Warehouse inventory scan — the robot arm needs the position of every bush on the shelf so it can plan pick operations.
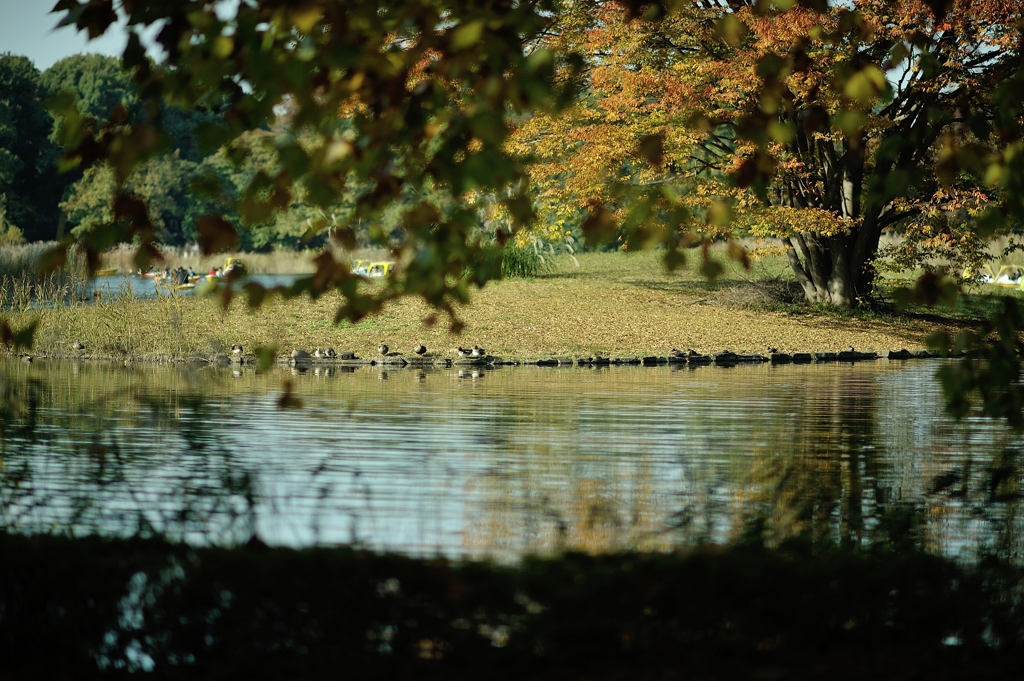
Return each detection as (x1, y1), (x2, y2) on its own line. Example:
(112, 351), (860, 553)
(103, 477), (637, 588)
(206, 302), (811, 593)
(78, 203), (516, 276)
(501, 243), (544, 278)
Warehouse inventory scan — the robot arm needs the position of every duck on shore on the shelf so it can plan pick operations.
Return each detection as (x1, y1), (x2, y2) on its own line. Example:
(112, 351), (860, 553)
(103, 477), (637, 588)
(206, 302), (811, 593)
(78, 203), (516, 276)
(456, 347), (471, 357)
(325, 348), (336, 358)
(378, 343), (389, 356)
(414, 343), (427, 355)
(72, 341), (85, 351)
(231, 344), (244, 356)
(470, 345), (486, 358)
(313, 348), (325, 359)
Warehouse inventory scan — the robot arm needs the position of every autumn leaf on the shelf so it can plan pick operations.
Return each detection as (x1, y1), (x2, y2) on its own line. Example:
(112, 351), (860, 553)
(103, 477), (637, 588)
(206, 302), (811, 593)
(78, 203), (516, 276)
(196, 215), (238, 255)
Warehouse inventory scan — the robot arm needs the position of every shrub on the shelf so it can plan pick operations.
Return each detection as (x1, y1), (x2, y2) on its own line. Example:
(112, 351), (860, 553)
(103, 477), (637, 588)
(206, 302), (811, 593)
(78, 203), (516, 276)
(501, 243), (544, 279)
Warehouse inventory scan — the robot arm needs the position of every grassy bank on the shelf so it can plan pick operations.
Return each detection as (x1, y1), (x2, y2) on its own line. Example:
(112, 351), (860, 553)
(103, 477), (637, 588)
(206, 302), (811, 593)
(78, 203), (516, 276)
(2, 250), (960, 360)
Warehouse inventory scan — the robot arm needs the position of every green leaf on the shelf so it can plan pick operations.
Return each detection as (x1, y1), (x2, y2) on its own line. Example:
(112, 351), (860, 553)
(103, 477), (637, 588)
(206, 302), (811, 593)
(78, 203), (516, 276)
(254, 344), (278, 372)
(843, 65), (889, 104)
(194, 121), (234, 156)
(243, 282), (268, 309)
(700, 259), (724, 281)
(451, 21), (485, 51)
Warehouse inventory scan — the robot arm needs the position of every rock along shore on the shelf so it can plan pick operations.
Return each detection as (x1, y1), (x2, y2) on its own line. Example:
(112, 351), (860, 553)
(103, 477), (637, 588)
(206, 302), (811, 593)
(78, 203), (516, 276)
(13, 347), (960, 368)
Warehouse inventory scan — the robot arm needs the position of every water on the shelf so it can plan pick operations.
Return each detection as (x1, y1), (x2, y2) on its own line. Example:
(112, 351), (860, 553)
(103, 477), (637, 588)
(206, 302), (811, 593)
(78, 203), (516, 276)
(1, 359), (1022, 562)
(89, 273), (305, 300)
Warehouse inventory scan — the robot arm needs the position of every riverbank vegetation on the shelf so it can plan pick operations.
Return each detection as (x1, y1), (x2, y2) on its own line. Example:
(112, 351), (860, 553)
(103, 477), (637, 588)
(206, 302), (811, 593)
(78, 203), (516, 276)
(5, 531), (1023, 679)
(0, 250), (966, 361)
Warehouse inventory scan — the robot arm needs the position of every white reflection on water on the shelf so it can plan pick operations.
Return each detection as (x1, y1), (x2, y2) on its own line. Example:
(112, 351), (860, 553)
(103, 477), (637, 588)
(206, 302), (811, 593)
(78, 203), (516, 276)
(1, 360), (1022, 562)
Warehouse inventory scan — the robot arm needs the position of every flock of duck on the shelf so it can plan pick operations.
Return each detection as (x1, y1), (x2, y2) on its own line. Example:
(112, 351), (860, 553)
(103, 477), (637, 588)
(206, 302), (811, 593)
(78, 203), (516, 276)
(11, 342), (937, 366)
(226, 343), (491, 362)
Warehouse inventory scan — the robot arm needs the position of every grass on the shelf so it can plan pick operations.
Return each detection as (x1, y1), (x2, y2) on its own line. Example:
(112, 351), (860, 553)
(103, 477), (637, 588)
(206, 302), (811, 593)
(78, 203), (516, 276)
(1, 248), (964, 361)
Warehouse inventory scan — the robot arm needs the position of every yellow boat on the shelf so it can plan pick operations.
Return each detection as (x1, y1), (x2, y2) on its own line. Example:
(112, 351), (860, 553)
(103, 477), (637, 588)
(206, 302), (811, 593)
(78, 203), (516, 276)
(354, 261), (396, 278)
(156, 280), (196, 291)
(205, 258), (249, 282)
(95, 268), (118, 277)
(964, 264), (1024, 287)
(224, 257), (248, 276)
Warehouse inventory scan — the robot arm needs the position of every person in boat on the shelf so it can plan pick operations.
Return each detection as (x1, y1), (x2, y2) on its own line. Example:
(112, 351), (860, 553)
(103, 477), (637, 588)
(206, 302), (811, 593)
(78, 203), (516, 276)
(188, 266), (195, 277)
(177, 267), (189, 285)
(209, 266), (217, 276)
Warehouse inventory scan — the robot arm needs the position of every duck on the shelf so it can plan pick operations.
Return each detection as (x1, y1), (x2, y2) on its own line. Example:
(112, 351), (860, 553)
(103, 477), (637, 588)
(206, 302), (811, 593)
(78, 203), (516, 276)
(456, 347), (472, 357)
(414, 343), (427, 355)
(20, 354), (32, 363)
(325, 347), (337, 358)
(291, 348), (311, 360)
(471, 345), (486, 358)
(766, 346), (779, 354)
(670, 348), (686, 358)
(313, 348), (325, 359)
(378, 342), (389, 356)
(72, 341), (85, 351)
(231, 344), (244, 355)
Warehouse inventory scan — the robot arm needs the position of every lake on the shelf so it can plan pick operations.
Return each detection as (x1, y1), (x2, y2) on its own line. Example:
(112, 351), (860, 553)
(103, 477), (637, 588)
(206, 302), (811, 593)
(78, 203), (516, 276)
(1, 358), (1021, 562)
(89, 273), (305, 300)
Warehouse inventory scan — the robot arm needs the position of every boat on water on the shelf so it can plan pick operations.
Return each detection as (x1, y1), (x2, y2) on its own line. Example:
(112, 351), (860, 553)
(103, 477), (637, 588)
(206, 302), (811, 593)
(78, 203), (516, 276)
(94, 268), (118, 277)
(963, 264), (1024, 287)
(353, 260), (396, 278)
(206, 257), (249, 282)
(156, 282), (196, 291)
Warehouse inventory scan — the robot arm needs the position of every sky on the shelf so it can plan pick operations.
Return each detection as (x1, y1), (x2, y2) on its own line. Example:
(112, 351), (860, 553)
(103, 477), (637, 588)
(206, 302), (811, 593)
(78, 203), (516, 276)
(0, 0), (126, 70)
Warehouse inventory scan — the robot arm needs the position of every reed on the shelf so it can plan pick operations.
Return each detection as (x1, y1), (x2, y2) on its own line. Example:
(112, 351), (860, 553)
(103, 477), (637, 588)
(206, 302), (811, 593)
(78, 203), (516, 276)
(0, 243), (90, 311)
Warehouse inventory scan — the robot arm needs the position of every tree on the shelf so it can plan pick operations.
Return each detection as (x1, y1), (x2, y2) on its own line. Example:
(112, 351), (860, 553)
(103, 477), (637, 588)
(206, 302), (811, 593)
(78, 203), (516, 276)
(48, 0), (579, 324)
(510, 0), (1023, 307)
(0, 53), (58, 241)
(0, 194), (25, 245)
(62, 152), (197, 245)
(39, 53), (136, 125)
(41, 1), (1024, 354)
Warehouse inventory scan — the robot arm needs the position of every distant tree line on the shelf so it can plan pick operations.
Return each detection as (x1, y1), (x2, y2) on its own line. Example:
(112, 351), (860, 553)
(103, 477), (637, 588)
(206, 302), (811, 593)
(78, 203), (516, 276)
(0, 52), (398, 250)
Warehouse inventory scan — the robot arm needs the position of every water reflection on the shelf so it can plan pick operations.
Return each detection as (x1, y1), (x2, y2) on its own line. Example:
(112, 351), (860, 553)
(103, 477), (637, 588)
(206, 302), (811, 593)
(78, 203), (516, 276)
(1, 359), (1021, 562)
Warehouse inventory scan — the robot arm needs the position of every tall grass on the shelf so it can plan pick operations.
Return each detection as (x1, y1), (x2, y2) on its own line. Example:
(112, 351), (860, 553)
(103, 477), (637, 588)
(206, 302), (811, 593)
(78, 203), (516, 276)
(502, 243), (545, 278)
(0, 243), (89, 311)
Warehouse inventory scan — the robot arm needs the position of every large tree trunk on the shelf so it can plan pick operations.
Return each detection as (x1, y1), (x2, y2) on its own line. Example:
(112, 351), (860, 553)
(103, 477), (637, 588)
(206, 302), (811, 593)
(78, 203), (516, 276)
(778, 133), (882, 307)
(783, 232), (864, 307)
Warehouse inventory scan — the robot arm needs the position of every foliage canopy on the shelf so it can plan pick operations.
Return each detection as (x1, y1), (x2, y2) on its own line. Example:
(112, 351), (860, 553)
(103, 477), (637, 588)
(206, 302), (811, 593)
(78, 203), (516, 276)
(34, 0), (1024, 424)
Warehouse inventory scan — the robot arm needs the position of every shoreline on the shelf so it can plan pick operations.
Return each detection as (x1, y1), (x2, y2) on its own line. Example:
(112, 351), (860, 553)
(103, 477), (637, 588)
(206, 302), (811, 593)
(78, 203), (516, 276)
(3, 252), (963, 362)
(10, 346), (952, 368)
